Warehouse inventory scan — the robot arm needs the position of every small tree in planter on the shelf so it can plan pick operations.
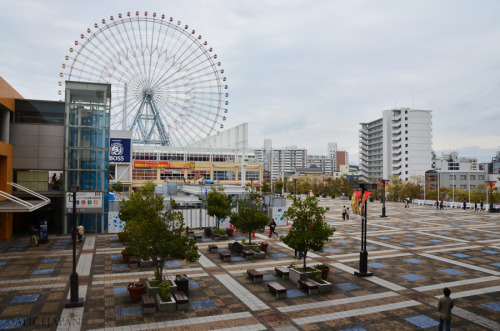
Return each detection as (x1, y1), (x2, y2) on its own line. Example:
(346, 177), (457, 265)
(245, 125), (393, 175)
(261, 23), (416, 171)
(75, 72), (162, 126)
(282, 195), (335, 270)
(230, 188), (269, 245)
(120, 182), (200, 281)
(206, 186), (232, 229)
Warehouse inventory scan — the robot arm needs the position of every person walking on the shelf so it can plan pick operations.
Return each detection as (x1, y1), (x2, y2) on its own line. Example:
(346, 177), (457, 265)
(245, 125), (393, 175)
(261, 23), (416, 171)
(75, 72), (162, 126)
(269, 219), (278, 238)
(77, 223), (85, 243)
(440, 200), (444, 210)
(438, 287), (454, 331)
(480, 201), (484, 211)
(345, 207), (350, 220)
(436, 200), (439, 209)
(342, 206), (346, 220)
(462, 200), (466, 210)
(474, 202), (478, 212)
(29, 224), (38, 247)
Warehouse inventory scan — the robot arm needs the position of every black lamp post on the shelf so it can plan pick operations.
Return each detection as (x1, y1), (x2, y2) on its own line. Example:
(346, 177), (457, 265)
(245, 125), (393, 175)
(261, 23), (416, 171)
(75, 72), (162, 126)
(294, 179), (297, 196)
(380, 179), (389, 217)
(65, 185), (84, 308)
(354, 183), (376, 277)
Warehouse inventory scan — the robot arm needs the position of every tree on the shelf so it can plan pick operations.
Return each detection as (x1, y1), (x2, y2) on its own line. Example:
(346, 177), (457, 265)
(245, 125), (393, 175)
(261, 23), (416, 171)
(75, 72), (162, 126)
(206, 186), (232, 229)
(119, 182), (200, 280)
(230, 188), (269, 244)
(282, 195), (335, 269)
(274, 180), (284, 195)
(261, 182), (271, 193)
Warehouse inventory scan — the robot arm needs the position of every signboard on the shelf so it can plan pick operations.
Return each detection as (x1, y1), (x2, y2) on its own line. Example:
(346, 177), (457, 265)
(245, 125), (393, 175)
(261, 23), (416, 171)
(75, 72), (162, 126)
(66, 192), (103, 211)
(39, 220), (48, 243)
(134, 160), (195, 169)
(109, 138), (131, 163)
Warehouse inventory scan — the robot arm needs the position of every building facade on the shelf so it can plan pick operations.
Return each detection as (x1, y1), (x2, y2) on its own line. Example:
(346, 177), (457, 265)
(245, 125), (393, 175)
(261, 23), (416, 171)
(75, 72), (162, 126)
(254, 141), (307, 181)
(360, 108), (432, 182)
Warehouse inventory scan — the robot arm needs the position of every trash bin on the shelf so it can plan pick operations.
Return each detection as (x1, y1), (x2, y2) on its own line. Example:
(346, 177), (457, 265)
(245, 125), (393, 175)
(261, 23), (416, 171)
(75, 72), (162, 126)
(175, 274), (189, 295)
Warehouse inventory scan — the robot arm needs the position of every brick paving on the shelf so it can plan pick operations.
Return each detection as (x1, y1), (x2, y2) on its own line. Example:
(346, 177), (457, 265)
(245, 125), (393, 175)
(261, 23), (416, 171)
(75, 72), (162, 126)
(0, 199), (499, 330)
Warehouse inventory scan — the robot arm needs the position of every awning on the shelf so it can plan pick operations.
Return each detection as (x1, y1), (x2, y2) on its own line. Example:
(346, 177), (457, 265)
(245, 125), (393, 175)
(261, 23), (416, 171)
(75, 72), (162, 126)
(0, 182), (51, 212)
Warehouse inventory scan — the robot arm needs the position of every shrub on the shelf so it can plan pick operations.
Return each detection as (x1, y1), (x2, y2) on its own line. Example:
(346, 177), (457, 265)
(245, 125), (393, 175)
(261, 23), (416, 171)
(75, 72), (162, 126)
(160, 281), (171, 301)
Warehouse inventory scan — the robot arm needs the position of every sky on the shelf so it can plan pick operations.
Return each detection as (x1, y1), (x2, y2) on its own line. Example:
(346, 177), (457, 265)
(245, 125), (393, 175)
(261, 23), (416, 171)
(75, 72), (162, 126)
(1, 0), (499, 164)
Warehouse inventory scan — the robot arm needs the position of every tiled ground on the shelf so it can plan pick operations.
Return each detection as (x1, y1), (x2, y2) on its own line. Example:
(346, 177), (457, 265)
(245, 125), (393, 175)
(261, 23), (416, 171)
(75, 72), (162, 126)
(0, 199), (499, 330)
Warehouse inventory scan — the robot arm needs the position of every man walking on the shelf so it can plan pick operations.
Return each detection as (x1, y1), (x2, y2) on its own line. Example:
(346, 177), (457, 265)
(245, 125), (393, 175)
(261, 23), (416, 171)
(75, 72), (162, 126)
(269, 219), (278, 238)
(438, 287), (454, 331)
(29, 224), (38, 247)
(342, 206), (346, 220)
(77, 223), (85, 243)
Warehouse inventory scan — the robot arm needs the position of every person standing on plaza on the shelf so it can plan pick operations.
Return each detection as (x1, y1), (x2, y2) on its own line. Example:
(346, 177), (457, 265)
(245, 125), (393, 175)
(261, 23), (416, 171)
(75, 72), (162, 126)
(269, 219), (278, 238)
(480, 201), (484, 211)
(438, 287), (454, 331)
(29, 224), (38, 247)
(77, 223), (85, 243)
(345, 207), (349, 220)
(474, 202), (478, 211)
(462, 200), (466, 210)
(342, 206), (346, 220)
(440, 200), (444, 210)
(436, 200), (439, 209)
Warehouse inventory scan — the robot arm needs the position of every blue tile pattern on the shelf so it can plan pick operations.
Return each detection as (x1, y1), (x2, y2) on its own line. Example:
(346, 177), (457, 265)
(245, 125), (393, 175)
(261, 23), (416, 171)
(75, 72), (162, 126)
(401, 274), (424, 281)
(429, 239), (443, 243)
(113, 288), (128, 295)
(263, 274), (278, 281)
(110, 243), (124, 247)
(52, 245), (67, 249)
(41, 258), (59, 263)
(164, 261), (180, 266)
(33, 269), (53, 275)
(402, 242), (416, 246)
(11, 294), (39, 304)
(111, 255), (122, 260)
(189, 281), (199, 288)
(405, 315), (439, 328)
(201, 238), (213, 242)
(490, 263), (500, 267)
(406, 259), (423, 264)
(231, 256), (245, 262)
(0, 318), (26, 330)
(450, 253), (470, 258)
(0, 261), (7, 266)
(325, 249), (339, 253)
(482, 302), (500, 312)
(190, 299), (216, 309)
(404, 234), (416, 237)
(341, 328), (366, 331)
(377, 236), (390, 240)
(481, 250), (499, 254)
(337, 240), (350, 243)
(56, 239), (70, 243)
(286, 289), (306, 298)
(344, 229), (356, 232)
(336, 283), (359, 291)
(441, 269), (462, 275)
(233, 236), (245, 240)
(270, 253), (287, 258)
(115, 306), (141, 317)
(368, 263), (386, 268)
(112, 264), (129, 270)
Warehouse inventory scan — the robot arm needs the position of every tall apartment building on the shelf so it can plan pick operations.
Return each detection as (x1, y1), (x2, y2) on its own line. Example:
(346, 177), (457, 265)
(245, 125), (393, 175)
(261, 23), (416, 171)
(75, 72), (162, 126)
(360, 108), (432, 182)
(254, 140), (307, 180)
(336, 151), (348, 171)
(306, 155), (335, 175)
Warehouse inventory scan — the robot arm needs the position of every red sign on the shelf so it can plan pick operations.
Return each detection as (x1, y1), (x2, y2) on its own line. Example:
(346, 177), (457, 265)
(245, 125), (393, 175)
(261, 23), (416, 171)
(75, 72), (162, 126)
(134, 160), (195, 169)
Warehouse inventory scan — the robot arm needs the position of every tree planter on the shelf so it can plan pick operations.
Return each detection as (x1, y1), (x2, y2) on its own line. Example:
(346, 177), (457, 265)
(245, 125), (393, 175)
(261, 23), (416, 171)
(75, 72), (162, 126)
(139, 257), (154, 268)
(226, 228), (234, 236)
(121, 250), (130, 263)
(316, 267), (330, 281)
(127, 283), (146, 302)
(307, 277), (332, 293)
(289, 267), (319, 283)
(146, 280), (162, 295)
(220, 234), (229, 240)
(254, 251), (266, 259)
(154, 293), (176, 311)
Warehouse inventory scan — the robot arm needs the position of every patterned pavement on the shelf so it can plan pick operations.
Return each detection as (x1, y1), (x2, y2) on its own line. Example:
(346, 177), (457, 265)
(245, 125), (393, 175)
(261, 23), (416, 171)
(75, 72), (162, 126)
(0, 199), (499, 330)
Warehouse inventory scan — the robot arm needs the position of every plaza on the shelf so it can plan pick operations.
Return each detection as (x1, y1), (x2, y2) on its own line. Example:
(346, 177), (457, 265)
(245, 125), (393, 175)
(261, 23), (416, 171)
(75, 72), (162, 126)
(0, 198), (499, 330)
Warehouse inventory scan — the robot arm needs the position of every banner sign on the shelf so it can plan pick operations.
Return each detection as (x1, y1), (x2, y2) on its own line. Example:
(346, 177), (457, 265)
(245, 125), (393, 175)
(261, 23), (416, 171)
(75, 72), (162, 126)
(66, 192), (103, 210)
(39, 220), (48, 242)
(134, 160), (195, 169)
(109, 138), (131, 163)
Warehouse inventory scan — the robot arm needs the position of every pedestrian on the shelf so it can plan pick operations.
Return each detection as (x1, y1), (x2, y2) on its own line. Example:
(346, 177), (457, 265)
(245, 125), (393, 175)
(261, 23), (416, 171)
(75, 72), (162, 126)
(474, 202), (478, 212)
(438, 287), (454, 331)
(440, 200), (444, 210)
(404, 199), (408, 208)
(345, 207), (350, 220)
(342, 206), (346, 220)
(480, 201), (484, 211)
(29, 224), (38, 247)
(269, 219), (278, 238)
(462, 200), (466, 210)
(77, 223), (85, 243)
(436, 200), (439, 209)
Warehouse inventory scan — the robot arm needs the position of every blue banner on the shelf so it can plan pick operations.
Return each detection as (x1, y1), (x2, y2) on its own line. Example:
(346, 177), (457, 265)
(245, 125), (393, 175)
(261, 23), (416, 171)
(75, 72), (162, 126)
(39, 220), (48, 242)
(109, 138), (131, 163)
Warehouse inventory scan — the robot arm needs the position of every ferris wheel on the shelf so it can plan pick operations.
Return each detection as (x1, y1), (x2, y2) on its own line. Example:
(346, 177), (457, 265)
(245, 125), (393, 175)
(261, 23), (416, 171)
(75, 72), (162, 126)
(59, 11), (228, 146)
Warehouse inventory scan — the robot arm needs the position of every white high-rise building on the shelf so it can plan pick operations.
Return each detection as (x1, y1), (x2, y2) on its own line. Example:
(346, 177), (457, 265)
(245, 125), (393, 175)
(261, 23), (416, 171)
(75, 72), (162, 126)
(254, 140), (307, 180)
(360, 108), (433, 182)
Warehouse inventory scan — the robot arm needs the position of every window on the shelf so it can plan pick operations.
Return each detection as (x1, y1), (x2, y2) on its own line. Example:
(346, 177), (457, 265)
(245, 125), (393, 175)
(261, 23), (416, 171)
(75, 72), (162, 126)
(471, 185), (476, 188)
(405, 137), (408, 140)
(405, 124), (408, 127)
(132, 169), (157, 180)
(470, 175), (475, 180)
(405, 117), (408, 120)
(449, 175), (456, 180)
(239, 171), (259, 181)
(213, 171), (235, 181)
(160, 170), (184, 180)
(405, 144), (408, 147)
(479, 175), (485, 180)
(460, 185), (466, 189)
(405, 130), (408, 134)
(460, 175), (466, 180)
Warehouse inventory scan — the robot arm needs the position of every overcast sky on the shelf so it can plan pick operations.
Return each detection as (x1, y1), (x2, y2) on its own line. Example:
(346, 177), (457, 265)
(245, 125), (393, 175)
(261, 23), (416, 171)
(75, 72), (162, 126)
(1, 0), (499, 163)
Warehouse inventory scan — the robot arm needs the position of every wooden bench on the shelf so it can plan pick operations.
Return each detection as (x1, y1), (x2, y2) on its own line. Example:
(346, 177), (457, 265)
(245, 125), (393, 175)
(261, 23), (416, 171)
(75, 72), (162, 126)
(188, 230), (195, 238)
(219, 251), (231, 262)
(298, 279), (319, 294)
(173, 291), (189, 310)
(141, 294), (156, 314)
(242, 249), (254, 260)
(212, 233), (220, 240)
(267, 282), (287, 299)
(208, 244), (218, 253)
(247, 269), (263, 283)
(128, 255), (138, 269)
(274, 267), (289, 279)
(194, 234), (203, 242)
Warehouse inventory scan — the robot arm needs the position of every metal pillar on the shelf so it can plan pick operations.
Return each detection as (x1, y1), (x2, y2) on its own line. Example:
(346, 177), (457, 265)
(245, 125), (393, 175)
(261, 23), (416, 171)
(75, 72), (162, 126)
(355, 183), (375, 277)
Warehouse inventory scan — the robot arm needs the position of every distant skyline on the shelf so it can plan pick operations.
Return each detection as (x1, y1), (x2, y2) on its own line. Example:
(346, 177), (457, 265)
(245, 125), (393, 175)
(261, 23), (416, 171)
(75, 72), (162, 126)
(1, 0), (499, 163)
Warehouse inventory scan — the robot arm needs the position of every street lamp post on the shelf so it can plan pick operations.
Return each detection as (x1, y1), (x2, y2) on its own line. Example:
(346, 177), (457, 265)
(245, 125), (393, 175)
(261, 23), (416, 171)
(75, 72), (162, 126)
(65, 185), (84, 308)
(354, 183), (376, 277)
(380, 179), (388, 218)
(294, 179), (297, 196)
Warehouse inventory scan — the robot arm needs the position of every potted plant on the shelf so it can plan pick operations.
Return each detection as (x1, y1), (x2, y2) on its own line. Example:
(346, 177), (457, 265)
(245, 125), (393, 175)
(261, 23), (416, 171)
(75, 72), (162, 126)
(127, 282), (146, 302)
(219, 228), (228, 240)
(252, 245), (265, 259)
(155, 280), (176, 311)
(121, 246), (133, 263)
(146, 270), (162, 295)
(226, 227), (234, 236)
(117, 232), (128, 242)
(315, 263), (330, 281)
(259, 241), (269, 253)
(308, 271), (333, 293)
